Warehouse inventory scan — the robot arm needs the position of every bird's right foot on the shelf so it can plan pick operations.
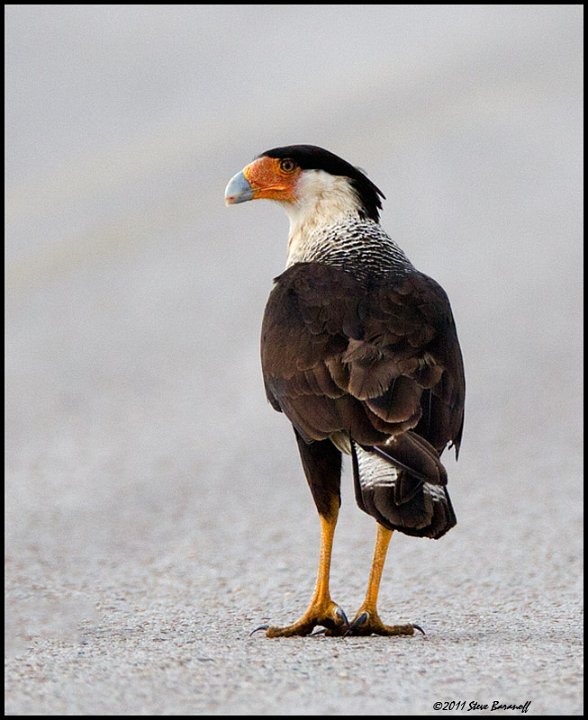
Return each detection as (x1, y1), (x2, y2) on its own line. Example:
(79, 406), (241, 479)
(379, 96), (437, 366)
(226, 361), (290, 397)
(344, 609), (424, 637)
(251, 600), (349, 637)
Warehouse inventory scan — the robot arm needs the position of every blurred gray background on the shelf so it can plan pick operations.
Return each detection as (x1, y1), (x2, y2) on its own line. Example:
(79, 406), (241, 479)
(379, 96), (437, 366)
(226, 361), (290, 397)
(5, 5), (583, 716)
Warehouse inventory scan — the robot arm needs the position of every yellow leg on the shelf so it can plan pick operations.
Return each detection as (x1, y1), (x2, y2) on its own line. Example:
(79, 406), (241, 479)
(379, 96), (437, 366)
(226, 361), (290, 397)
(264, 506), (348, 637)
(348, 524), (418, 637)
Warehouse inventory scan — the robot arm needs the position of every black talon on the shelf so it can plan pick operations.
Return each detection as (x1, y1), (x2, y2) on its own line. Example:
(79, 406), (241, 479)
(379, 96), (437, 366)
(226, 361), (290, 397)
(322, 607), (350, 636)
(350, 611), (369, 629)
(344, 611), (369, 636)
(412, 624), (426, 636)
(354, 611), (369, 627)
(250, 624), (270, 636)
(335, 606), (350, 627)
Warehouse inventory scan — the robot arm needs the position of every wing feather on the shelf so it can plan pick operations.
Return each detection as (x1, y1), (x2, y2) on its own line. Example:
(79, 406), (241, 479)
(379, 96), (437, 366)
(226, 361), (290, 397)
(261, 262), (465, 456)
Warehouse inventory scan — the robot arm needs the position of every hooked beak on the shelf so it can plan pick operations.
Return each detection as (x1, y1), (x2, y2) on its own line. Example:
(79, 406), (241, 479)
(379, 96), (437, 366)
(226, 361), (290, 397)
(224, 171), (254, 206)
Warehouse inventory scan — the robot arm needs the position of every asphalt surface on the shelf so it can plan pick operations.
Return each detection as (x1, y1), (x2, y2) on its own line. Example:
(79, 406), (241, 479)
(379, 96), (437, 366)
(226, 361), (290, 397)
(5, 6), (583, 716)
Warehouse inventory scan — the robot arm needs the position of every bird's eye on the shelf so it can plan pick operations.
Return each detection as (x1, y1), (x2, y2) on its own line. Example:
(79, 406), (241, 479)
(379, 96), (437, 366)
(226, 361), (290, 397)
(279, 158), (296, 173)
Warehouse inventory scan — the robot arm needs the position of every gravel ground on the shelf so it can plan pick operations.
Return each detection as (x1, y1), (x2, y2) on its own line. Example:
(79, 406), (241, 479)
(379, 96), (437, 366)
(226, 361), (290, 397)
(5, 6), (583, 716)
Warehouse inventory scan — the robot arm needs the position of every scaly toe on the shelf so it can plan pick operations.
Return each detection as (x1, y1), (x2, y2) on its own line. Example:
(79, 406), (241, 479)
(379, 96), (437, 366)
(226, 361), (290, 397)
(252, 601), (349, 638)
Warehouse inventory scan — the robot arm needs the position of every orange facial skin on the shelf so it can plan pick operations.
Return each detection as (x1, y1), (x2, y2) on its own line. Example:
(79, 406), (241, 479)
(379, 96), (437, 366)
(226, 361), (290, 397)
(242, 156), (302, 202)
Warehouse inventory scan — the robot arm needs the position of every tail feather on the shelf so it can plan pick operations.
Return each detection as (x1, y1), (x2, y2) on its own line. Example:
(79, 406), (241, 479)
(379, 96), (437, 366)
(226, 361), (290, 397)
(351, 435), (456, 539)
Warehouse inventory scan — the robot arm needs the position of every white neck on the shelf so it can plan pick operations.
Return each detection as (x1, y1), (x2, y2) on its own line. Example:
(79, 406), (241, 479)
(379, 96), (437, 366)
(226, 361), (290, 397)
(282, 171), (362, 267)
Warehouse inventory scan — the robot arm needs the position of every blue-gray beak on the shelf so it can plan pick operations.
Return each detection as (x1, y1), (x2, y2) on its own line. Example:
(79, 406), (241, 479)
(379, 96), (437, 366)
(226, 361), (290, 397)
(225, 171), (254, 205)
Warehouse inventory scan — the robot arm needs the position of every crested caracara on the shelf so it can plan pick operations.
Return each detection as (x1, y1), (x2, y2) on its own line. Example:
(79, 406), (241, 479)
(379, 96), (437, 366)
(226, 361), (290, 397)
(225, 145), (465, 637)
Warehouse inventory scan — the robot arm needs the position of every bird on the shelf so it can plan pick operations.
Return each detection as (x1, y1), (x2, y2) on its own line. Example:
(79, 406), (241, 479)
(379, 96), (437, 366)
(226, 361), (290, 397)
(225, 145), (465, 637)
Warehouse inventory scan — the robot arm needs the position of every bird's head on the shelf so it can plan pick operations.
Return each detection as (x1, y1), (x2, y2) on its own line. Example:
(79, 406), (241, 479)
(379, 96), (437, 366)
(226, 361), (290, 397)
(225, 145), (385, 224)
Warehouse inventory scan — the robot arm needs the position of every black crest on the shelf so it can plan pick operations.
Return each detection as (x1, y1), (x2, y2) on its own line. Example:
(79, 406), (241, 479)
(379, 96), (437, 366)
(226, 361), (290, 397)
(259, 144), (385, 222)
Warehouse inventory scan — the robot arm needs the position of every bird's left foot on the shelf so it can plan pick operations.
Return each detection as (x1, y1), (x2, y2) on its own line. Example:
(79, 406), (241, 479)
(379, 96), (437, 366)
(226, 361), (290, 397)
(345, 609), (424, 637)
(251, 600), (349, 637)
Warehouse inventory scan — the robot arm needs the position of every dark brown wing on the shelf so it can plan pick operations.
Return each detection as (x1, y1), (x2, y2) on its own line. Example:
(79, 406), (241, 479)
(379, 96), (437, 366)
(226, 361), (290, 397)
(261, 262), (465, 457)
